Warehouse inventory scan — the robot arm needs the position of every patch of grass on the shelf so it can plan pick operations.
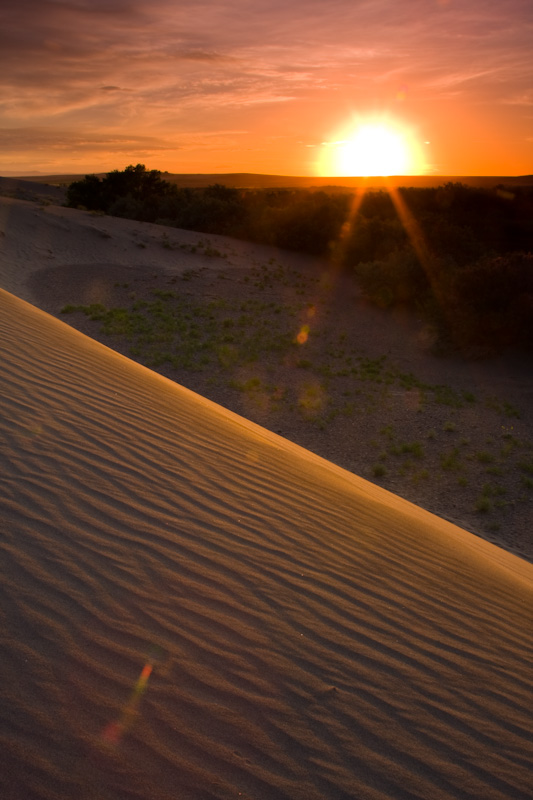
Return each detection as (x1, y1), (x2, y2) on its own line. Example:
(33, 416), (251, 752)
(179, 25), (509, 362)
(503, 401), (520, 419)
(390, 441), (424, 458)
(482, 483), (506, 498)
(433, 385), (464, 407)
(442, 420), (457, 433)
(411, 469), (429, 484)
(298, 382), (328, 418)
(399, 459), (415, 476)
(485, 465), (504, 476)
(371, 463), (387, 478)
(440, 447), (462, 472)
(203, 245), (226, 258)
(231, 376), (262, 392)
(475, 496), (492, 513)
(500, 436), (519, 457)
(151, 289), (176, 300)
(518, 458), (533, 475)
(358, 355), (387, 382)
(61, 303), (108, 320)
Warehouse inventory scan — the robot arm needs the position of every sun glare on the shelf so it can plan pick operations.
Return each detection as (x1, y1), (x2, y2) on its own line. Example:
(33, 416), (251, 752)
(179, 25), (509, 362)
(318, 118), (424, 177)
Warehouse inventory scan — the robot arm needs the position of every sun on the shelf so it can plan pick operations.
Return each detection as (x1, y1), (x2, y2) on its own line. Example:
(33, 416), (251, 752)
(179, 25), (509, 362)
(336, 125), (409, 176)
(318, 118), (424, 177)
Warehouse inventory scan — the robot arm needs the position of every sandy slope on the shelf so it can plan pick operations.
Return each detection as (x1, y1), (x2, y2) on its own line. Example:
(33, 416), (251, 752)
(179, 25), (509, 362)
(1, 288), (533, 800)
(2, 191), (532, 560)
(0, 191), (319, 308)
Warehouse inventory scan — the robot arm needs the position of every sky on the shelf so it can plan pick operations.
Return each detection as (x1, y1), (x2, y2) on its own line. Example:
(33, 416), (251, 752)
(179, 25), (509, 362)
(1, 0), (532, 176)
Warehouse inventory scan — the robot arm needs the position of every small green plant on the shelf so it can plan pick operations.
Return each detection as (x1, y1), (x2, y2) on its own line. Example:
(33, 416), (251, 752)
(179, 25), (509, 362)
(372, 463), (387, 478)
(475, 496), (492, 513)
(412, 469), (429, 484)
(503, 401), (520, 419)
(443, 420), (456, 433)
(482, 483), (506, 498)
(434, 385), (463, 407)
(500, 436), (519, 457)
(390, 441), (424, 459)
(440, 447), (462, 472)
(485, 465), (504, 476)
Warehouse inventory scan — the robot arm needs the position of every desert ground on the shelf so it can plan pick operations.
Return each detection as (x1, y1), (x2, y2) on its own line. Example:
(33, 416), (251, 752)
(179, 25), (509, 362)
(1, 179), (532, 560)
(1, 180), (533, 800)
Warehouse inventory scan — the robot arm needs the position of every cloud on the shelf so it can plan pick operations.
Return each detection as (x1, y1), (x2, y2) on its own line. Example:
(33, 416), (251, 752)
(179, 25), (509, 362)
(500, 90), (533, 107)
(2, 1), (530, 114)
(0, 127), (176, 153)
(1, 0), (532, 173)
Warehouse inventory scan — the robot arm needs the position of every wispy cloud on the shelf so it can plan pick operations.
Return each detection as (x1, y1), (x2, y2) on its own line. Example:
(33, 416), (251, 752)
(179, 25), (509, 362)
(1, 0), (531, 173)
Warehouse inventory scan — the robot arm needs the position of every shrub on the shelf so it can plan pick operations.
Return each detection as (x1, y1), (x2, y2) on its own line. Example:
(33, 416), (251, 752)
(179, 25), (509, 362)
(445, 252), (533, 350)
(353, 248), (429, 307)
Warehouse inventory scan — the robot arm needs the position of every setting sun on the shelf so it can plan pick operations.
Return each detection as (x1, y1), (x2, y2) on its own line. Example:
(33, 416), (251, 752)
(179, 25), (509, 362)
(337, 125), (409, 176)
(318, 119), (425, 177)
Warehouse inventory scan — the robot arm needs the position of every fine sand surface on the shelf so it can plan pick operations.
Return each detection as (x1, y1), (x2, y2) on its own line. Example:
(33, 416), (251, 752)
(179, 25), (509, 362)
(1, 190), (532, 560)
(2, 288), (533, 800)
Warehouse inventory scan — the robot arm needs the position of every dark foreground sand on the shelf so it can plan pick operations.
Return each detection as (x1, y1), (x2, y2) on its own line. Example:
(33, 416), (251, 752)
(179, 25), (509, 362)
(1, 288), (533, 800)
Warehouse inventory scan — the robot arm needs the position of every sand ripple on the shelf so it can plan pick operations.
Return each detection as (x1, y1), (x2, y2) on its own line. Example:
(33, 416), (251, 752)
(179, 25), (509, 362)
(1, 289), (533, 799)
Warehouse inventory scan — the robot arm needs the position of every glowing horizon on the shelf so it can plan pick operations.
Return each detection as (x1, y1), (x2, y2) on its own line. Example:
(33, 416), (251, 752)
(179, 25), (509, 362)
(1, 1), (531, 177)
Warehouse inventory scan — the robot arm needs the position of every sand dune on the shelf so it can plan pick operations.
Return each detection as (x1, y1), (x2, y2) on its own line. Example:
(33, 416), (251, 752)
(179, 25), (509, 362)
(1, 288), (533, 799)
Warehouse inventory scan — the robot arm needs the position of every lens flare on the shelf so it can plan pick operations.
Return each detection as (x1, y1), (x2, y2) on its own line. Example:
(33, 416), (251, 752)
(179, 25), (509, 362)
(102, 648), (161, 746)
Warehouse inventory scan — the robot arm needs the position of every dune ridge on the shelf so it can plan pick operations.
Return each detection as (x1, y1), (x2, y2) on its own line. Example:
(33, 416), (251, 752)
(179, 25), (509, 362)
(1, 288), (533, 799)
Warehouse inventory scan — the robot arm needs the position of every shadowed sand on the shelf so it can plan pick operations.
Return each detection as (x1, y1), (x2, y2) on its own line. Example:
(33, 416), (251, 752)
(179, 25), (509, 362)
(1, 288), (533, 800)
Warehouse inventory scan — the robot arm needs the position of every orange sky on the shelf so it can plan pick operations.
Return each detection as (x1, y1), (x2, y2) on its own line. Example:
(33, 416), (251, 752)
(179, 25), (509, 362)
(1, 0), (532, 176)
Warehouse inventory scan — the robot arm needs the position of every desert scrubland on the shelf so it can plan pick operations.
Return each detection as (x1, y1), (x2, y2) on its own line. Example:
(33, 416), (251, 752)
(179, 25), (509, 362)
(1, 176), (533, 800)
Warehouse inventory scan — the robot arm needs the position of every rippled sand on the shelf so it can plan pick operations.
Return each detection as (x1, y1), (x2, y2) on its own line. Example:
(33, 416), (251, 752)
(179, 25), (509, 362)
(1, 289), (533, 800)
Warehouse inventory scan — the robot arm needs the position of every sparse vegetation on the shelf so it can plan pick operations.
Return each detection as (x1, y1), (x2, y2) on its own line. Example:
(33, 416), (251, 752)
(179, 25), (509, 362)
(59, 222), (532, 557)
(66, 167), (533, 354)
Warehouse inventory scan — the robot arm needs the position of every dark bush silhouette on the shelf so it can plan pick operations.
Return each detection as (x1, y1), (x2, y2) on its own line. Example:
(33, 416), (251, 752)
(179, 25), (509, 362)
(66, 168), (533, 352)
(67, 164), (179, 222)
(444, 252), (533, 348)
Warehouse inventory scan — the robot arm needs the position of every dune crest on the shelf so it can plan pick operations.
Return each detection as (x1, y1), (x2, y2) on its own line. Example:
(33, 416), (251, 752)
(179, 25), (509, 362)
(1, 289), (533, 800)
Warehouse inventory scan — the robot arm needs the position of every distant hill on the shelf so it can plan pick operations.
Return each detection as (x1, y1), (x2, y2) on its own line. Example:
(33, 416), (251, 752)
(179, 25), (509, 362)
(0, 175), (68, 203)
(11, 172), (533, 190)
